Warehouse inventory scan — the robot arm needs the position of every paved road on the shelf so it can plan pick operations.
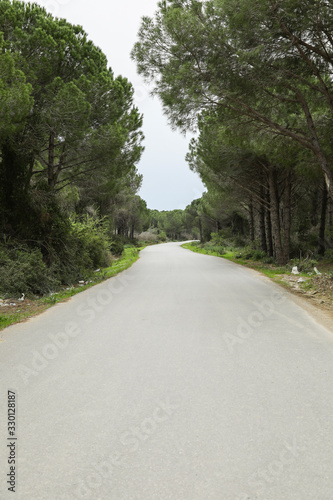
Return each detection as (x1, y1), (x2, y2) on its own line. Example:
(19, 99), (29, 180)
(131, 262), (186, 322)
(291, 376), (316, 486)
(1, 242), (333, 499)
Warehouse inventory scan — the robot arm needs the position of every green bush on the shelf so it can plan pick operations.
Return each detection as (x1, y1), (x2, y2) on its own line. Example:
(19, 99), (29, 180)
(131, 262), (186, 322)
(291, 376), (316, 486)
(235, 245), (253, 259)
(69, 215), (111, 270)
(290, 257), (318, 273)
(324, 249), (333, 261)
(210, 232), (222, 245)
(252, 250), (267, 261)
(45, 215), (112, 284)
(158, 231), (167, 242)
(262, 256), (276, 264)
(209, 230), (246, 249)
(208, 245), (225, 255)
(0, 214), (123, 296)
(0, 244), (59, 297)
(233, 236), (247, 248)
(110, 236), (124, 257)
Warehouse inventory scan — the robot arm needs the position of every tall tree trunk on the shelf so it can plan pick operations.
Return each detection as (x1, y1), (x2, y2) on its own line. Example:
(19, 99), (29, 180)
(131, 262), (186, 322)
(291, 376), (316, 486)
(259, 205), (267, 253)
(329, 199), (333, 249)
(265, 187), (273, 257)
(282, 169), (292, 262)
(259, 181), (267, 253)
(0, 140), (30, 233)
(311, 187), (319, 226)
(318, 181), (328, 256)
(48, 132), (55, 189)
(317, 153), (333, 203)
(297, 90), (333, 201)
(269, 166), (285, 265)
(249, 197), (255, 243)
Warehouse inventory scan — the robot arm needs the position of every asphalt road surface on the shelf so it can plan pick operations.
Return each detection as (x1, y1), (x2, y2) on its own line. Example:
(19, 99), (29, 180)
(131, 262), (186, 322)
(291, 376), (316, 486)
(1, 242), (333, 500)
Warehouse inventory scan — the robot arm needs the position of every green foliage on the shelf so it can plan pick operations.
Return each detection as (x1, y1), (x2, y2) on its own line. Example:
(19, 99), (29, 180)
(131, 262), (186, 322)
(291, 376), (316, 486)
(235, 247), (254, 260)
(252, 250), (268, 261)
(157, 209), (185, 240)
(207, 244), (225, 255)
(0, 246), (144, 331)
(133, 0), (333, 190)
(133, 0), (333, 266)
(210, 229), (247, 249)
(0, 0), (144, 242)
(0, 244), (59, 297)
(0, 214), (116, 297)
(158, 230), (167, 242)
(145, 209), (189, 241)
(112, 193), (149, 238)
(110, 236), (125, 257)
(210, 232), (223, 245)
(0, 49), (33, 139)
(69, 215), (111, 270)
(290, 257), (319, 273)
(0, 1), (147, 297)
(324, 249), (333, 262)
(262, 256), (276, 265)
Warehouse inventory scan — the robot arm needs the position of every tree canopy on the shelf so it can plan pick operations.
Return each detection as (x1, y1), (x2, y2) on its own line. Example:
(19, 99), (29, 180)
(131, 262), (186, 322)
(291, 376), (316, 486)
(0, 1), (146, 291)
(0, 0), (144, 238)
(132, 0), (333, 199)
(132, 0), (333, 263)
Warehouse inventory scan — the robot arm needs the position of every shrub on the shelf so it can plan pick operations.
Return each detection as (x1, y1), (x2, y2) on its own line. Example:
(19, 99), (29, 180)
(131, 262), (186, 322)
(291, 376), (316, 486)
(110, 236), (124, 257)
(69, 215), (111, 270)
(47, 215), (112, 284)
(208, 245), (225, 255)
(0, 244), (59, 297)
(233, 236), (247, 248)
(234, 245), (254, 259)
(324, 249), (333, 261)
(158, 231), (167, 242)
(137, 231), (158, 243)
(290, 257), (318, 273)
(262, 256), (276, 264)
(252, 250), (267, 261)
(0, 214), (116, 296)
(210, 232), (222, 245)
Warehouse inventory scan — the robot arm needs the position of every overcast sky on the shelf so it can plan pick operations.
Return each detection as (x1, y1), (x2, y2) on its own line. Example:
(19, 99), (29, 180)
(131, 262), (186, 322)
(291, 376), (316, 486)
(27, 0), (205, 210)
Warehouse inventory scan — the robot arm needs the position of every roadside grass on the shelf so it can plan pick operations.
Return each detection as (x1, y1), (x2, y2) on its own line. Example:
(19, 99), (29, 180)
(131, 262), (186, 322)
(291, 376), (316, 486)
(182, 242), (287, 279)
(222, 252), (288, 280)
(182, 242), (333, 286)
(0, 246), (144, 331)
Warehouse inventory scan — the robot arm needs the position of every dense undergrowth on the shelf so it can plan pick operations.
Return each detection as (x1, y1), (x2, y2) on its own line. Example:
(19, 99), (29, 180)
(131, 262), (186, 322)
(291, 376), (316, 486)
(0, 245), (143, 331)
(0, 215), (140, 299)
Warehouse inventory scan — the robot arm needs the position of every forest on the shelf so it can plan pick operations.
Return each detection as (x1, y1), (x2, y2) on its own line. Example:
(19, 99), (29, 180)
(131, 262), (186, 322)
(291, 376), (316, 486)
(0, 0), (150, 297)
(1, 0), (333, 302)
(132, 0), (333, 265)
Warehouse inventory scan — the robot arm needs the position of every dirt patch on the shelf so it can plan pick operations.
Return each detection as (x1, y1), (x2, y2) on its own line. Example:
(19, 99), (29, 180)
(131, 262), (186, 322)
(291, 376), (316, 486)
(280, 274), (332, 304)
(0, 298), (50, 329)
(278, 273), (333, 331)
(0, 299), (42, 314)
